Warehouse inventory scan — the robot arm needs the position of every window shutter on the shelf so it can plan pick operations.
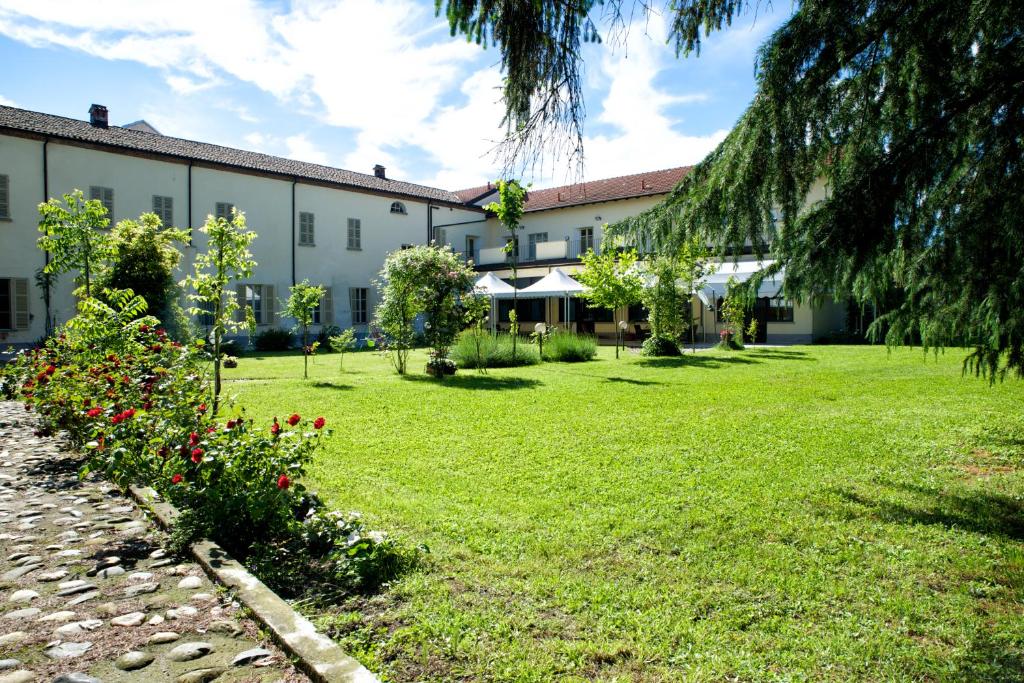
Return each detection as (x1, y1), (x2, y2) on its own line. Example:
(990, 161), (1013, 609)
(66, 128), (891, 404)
(235, 285), (247, 323)
(0, 175), (9, 219)
(265, 285), (276, 325)
(14, 278), (29, 330)
(322, 287), (334, 324)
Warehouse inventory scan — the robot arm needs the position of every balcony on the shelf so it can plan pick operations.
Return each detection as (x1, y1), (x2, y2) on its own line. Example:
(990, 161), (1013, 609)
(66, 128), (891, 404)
(476, 237), (602, 266)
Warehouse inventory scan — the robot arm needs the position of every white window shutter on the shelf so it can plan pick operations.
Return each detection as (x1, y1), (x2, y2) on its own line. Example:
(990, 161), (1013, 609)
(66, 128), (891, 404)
(14, 278), (29, 330)
(322, 287), (334, 324)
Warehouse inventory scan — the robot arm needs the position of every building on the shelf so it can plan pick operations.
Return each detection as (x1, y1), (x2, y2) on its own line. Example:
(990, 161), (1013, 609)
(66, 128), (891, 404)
(0, 103), (847, 347)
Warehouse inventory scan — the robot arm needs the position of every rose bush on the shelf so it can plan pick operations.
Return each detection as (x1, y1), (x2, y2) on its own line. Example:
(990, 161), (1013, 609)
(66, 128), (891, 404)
(2, 291), (416, 598)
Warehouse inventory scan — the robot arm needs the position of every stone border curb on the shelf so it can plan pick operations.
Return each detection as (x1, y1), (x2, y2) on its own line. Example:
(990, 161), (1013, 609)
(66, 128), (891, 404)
(128, 485), (380, 683)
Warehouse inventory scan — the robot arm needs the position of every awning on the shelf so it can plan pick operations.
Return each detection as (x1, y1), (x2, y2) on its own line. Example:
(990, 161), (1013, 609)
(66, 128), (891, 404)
(474, 272), (517, 297)
(516, 268), (588, 298)
(702, 260), (784, 299)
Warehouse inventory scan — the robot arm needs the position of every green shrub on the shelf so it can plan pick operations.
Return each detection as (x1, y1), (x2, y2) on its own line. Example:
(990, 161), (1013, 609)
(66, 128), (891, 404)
(451, 331), (539, 368)
(317, 325), (342, 351)
(542, 331), (597, 362)
(254, 327), (293, 351)
(641, 334), (682, 357)
(715, 330), (745, 350)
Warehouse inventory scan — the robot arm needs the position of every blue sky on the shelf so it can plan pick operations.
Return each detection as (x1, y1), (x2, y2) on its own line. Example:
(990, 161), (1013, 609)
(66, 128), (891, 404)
(0, 1), (793, 190)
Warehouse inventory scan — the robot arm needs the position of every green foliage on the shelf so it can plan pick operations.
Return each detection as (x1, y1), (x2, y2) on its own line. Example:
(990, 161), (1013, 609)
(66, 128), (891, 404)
(541, 330), (596, 362)
(641, 334), (682, 357)
(717, 277), (747, 346)
(642, 256), (689, 343)
(485, 179), (528, 355)
(37, 189), (115, 298)
(374, 244), (476, 375)
(253, 328), (293, 351)
(98, 212), (190, 341)
(284, 280), (326, 379)
(450, 331), (539, 368)
(182, 209), (257, 411)
(461, 294), (491, 374)
(329, 328), (358, 371)
(576, 247), (644, 359)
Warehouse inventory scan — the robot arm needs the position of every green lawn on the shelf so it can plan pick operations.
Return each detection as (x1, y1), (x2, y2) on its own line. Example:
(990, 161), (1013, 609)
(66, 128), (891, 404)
(223, 346), (1024, 682)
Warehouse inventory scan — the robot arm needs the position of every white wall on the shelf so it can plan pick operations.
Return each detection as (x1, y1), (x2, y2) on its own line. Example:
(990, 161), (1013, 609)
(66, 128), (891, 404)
(0, 134), (46, 344)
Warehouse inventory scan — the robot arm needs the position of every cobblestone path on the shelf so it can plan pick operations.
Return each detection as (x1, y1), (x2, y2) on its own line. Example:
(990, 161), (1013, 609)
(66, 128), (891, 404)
(0, 402), (309, 683)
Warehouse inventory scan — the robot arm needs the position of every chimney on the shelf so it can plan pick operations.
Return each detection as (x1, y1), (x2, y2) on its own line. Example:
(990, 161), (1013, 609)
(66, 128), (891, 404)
(89, 104), (109, 128)
(373, 164), (386, 179)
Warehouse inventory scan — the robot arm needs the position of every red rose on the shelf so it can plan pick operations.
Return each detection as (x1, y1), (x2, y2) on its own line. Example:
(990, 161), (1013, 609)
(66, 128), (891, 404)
(172, 473), (183, 484)
(287, 414), (300, 426)
(198, 403), (207, 413)
(206, 426), (216, 433)
(139, 324), (150, 333)
(151, 344), (162, 352)
(45, 365), (56, 376)
(277, 474), (290, 490)
(121, 375), (130, 385)
(270, 420), (281, 436)
(226, 419), (236, 429)
(189, 432), (200, 446)
(123, 408), (135, 419)
(191, 448), (203, 463)
(86, 407), (102, 418)
(313, 417), (325, 429)
(158, 446), (170, 458)
(142, 402), (152, 410)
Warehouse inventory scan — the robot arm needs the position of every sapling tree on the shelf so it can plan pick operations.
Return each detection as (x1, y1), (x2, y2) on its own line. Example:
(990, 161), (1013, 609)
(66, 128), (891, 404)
(484, 179), (528, 356)
(375, 249), (420, 374)
(462, 293), (491, 374)
(284, 280), (326, 380)
(329, 328), (357, 372)
(37, 189), (115, 299)
(182, 209), (257, 413)
(717, 277), (747, 350)
(576, 247), (644, 358)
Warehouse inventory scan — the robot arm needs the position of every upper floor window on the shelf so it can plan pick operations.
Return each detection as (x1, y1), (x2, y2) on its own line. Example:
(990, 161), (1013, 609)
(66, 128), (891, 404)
(0, 277), (29, 331)
(90, 186), (114, 218)
(152, 195), (173, 226)
(767, 297), (795, 322)
(215, 202), (235, 221)
(299, 212), (315, 246)
(0, 175), (9, 219)
(347, 218), (361, 250)
(390, 201), (407, 215)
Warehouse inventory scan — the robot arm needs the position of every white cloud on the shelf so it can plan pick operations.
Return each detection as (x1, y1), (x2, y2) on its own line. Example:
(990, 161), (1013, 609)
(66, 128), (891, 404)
(0, 0), (732, 189)
(0, 94), (17, 106)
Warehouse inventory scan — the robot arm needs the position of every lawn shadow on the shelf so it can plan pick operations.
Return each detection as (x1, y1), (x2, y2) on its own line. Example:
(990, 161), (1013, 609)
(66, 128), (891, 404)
(605, 376), (662, 386)
(827, 481), (1024, 542)
(401, 374), (542, 390)
(635, 354), (759, 369)
(747, 349), (815, 361)
(310, 381), (354, 391)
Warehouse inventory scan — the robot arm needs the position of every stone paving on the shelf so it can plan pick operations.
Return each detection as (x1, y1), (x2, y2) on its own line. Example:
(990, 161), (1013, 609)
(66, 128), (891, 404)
(0, 402), (309, 683)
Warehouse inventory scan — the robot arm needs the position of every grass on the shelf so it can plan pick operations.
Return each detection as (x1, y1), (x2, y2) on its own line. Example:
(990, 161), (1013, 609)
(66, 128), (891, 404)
(222, 345), (1024, 682)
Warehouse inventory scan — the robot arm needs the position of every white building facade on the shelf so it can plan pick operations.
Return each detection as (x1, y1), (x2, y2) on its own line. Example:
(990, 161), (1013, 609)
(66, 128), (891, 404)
(0, 103), (848, 347)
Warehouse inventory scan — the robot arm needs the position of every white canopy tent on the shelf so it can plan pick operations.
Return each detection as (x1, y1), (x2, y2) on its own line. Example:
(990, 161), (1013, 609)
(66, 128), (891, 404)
(474, 272), (518, 334)
(702, 260), (784, 300)
(517, 268), (588, 330)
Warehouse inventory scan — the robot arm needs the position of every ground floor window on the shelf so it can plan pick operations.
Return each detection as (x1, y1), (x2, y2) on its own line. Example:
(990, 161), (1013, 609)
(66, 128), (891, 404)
(349, 287), (368, 325)
(238, 284), (275, 325)
(0, 278), (29, 331)
(499, 298), (545, 322)
(767, 297), (795, 322)
(628, 302), (649, 322)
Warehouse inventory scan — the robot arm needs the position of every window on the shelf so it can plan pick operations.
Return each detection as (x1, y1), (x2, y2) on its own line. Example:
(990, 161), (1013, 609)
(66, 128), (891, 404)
(312, 287), (334, 325)
(767, 297), (795, 322)
(347, 218), (361, 250)
(527, 232), (548, 260)
(578, 226), (594, 252)
(0, 278), (29, 330)
(498, 299), (545, 322)
(465, 235), (478, 261)
(197, 299), (215, 328)
(90, 186), (114, 218)
(349, 287), (368, 325)
(715, 297), (725, 324)
(0, 174), (9, 219)
(299, 212), (315, 246)
(628, 302), (649, 322)
(390, 201), (407, 215)
(152, 195), (173, 226)
(215, 202), (234, 221)
(237, 284), (275, 326)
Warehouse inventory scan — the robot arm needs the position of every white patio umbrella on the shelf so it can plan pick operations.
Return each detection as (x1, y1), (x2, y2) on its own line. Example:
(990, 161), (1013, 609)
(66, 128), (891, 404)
(473, 272), (518, 334)
(516, 268), (588, 329)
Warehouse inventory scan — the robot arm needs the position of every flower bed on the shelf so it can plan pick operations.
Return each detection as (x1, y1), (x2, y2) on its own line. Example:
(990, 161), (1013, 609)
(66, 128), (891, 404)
(1, 312), (416, 600)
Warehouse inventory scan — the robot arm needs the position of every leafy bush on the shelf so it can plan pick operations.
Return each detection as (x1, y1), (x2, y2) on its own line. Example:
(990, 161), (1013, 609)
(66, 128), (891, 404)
(426, 354), (457, 377)
(451, 331), (539, 368)
(715, 329), (745, 350)
(542, 331), (597, 362)
(642, 334), (682, 357)
(254, 327), (293, 351)
(317, 325), (342, 350)
(1, 296), (415, 599)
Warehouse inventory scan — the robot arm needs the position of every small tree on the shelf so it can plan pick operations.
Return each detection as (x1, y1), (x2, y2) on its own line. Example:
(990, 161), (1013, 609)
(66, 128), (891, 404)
(484, 179), (528, 355)
(182, 209), (257, 413)
(284, 280), (326, 380)
(329, 328), (357, 372)
(98, 213), (190, 339)
(375, 249), (421, 374)
(37, 189), (115, 299)
(642, 256), (689, 344)
(717, 277), (747, 350)
(462, 293), (491, 374)
(676, 238), (715, 353)
(576, 247), (645, 359)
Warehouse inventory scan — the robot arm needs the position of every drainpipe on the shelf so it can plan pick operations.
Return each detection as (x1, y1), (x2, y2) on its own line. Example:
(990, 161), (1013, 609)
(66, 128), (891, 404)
(42, 139), (51, 336)
(187, 161), (193, 241)
(291, 179), (297, 286)
(427, 201), (433, 243)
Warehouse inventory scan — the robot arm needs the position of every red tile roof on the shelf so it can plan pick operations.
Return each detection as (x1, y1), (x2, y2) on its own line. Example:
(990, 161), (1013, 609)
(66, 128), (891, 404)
(522, 166), (691, 212)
